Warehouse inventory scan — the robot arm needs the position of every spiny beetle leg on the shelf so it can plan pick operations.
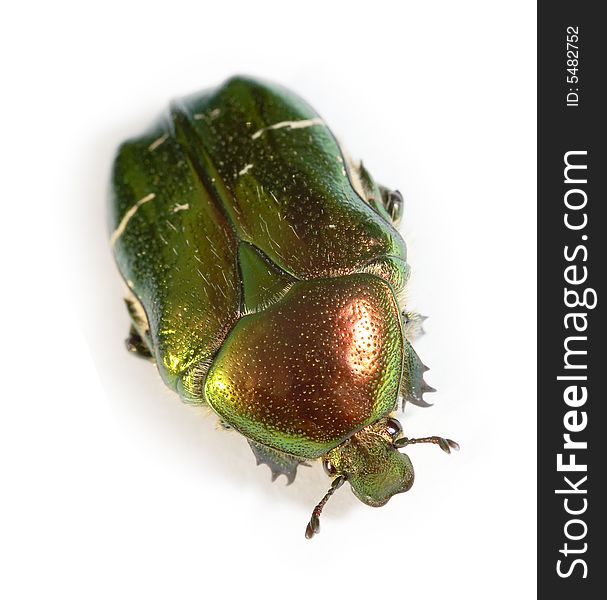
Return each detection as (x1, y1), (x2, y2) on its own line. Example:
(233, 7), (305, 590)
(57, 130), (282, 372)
(125, 325), (153, 360)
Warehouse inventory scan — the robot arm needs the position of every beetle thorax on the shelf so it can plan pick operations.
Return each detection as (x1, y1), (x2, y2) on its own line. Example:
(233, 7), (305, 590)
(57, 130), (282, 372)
(204, 274), (405, 459)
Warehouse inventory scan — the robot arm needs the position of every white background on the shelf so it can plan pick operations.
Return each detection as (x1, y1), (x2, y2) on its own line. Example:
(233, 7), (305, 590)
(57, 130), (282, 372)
(1, 2), (536, 598)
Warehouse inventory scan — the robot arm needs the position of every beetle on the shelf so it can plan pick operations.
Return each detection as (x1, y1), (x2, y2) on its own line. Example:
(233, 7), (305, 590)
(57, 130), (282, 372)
(109, 76), (458, 538)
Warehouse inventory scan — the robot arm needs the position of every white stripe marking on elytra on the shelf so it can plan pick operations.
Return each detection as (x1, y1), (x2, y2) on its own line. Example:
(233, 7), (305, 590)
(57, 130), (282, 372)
(239, 163), (253, 176)
(148, 133), (169, 151)
(172, 203), (190, 213)
(110, 193), (156, 247)
(251, 117), (325, 140)
(193, 108), (221, 122)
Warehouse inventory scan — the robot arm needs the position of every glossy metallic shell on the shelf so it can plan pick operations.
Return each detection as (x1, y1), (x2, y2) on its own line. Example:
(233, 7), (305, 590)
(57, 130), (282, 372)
(109, 76), (410, 457)
(205, 274), (404, 458)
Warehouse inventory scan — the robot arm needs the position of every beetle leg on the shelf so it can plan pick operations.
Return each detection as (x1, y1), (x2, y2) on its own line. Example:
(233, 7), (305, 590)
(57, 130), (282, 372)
(400, 338), (435, 409)
(123, 294), (154, 360)
(379, 186), (403, 226)
(125, 325), (153, 360)
(394, 436), (460, 454)
(248, 440), (308, 485)
(402, 311), (428, 341)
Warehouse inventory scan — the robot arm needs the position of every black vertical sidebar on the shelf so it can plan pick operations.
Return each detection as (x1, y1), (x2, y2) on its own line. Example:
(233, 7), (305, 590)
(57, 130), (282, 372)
(538, 2), (606, 598)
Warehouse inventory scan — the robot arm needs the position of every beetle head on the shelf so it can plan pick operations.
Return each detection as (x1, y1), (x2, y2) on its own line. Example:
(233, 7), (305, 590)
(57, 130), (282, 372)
(325, 417), (414, 506)
(304, 417), (413, 538)
(305, 418), (459, 537)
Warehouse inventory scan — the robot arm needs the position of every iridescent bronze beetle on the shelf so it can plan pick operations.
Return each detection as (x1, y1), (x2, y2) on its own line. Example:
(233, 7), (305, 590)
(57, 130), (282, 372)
(109, 76), (458, 538)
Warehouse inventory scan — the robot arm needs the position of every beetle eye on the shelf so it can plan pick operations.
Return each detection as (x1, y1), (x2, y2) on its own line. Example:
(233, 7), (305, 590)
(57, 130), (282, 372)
(323, 459), (337, 476)
(386, 417), (403, 439)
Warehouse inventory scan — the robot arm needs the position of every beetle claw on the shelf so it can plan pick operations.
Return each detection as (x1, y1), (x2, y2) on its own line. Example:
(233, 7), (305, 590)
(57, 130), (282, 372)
(437, 438), (451, 453)
(305, 515), (320, 539)
(447, 439), (460, 452)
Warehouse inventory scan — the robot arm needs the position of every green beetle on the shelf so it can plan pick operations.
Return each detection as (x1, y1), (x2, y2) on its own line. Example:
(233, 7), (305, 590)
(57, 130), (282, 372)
(109, 76), (458, 538)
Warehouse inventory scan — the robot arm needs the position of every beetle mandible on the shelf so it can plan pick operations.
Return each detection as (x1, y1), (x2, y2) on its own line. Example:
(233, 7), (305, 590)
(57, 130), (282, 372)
(109, 76), (458, 538)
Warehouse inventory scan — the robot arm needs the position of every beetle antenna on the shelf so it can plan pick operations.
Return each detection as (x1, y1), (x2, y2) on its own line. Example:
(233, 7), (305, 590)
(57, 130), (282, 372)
(305, 475), (346, 539)
(394, 436), (460, 454)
